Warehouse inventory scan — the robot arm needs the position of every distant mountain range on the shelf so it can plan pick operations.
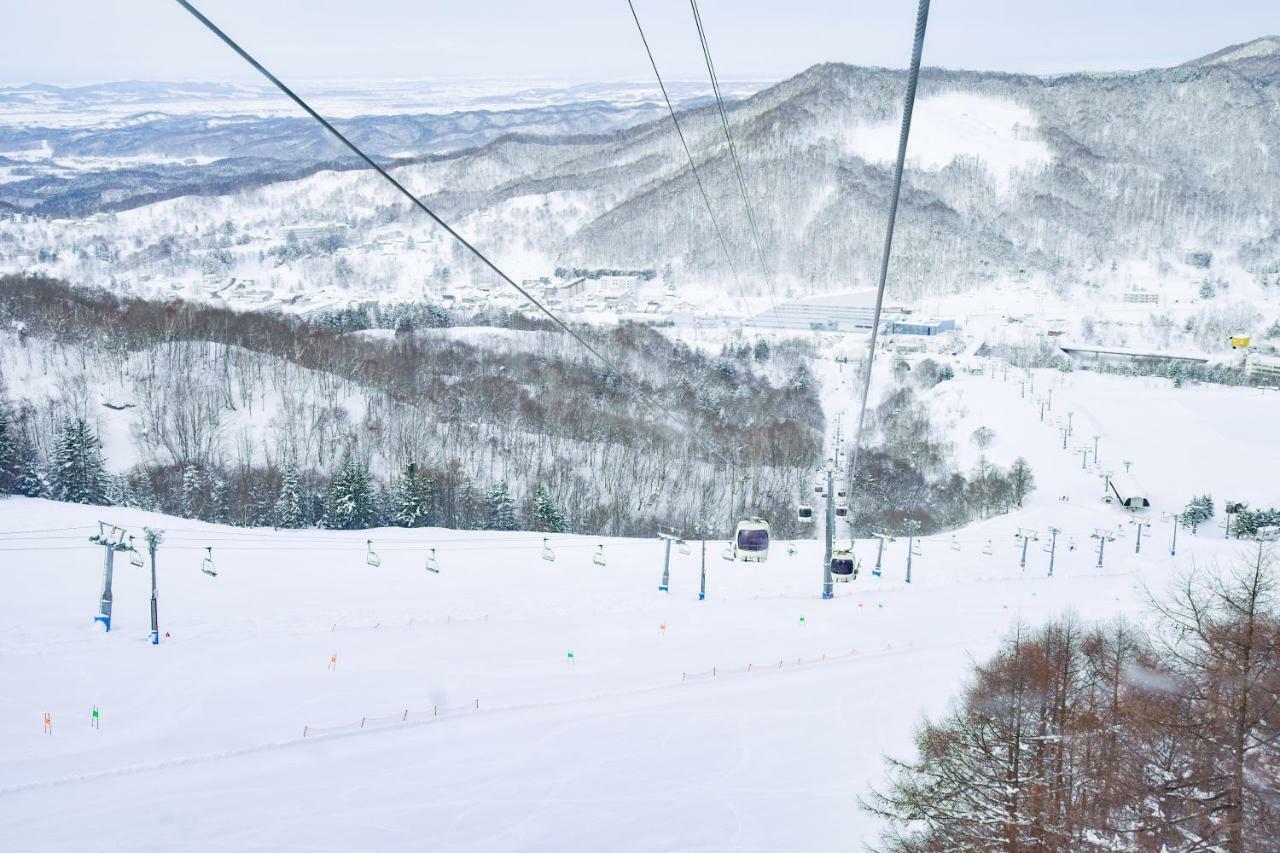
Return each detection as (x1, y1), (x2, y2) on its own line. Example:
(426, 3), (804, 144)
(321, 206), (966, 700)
(3, 38), (1279, 301)
(0, 79), (752, 218)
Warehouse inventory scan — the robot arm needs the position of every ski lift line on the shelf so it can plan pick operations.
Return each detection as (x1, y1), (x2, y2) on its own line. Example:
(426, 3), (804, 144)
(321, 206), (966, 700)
(0, 528), (1131, 552)
(847, 0), (932, 482)
(624, 0), (758, 334)
(687, 0), (782, 319)
(0, 525), (96, 536)
(173, 0), (729, 467)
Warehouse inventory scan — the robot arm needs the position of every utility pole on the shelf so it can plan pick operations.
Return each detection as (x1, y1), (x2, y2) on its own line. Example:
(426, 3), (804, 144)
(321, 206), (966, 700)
(1170, 516), (1179, 556)
(1038, 399), (1047, 422)
(872, 533), (888, 577)
(1133, 520), (1148, 554)
(1091, 528), (1116, 568)
(822, 468), (835, 599)
(696, 521), (709, 601)
(657, 526), (681, 592)
(1015, 528), (1039, 569)
(89, 523), (129, 631)
(1047, 527), (1060, 577)
(1067, 411), (1074, 436)
(144, 528), (164, 645)
(1224, 501), (1244, 540)
(1060, 426), (1069, 450)
(903, 520), (921, 584)
(1077, 446), (1091, 469)
(1092, 434), (1101, 464)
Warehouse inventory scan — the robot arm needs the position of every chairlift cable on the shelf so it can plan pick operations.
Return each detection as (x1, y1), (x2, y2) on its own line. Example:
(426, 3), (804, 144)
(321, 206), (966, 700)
(172, 0), (727, 466)
(847, 0), (932, 483)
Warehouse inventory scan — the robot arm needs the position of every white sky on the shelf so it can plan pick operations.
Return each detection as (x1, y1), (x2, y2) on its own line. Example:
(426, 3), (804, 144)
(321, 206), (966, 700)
(1, 0), (1276, 85)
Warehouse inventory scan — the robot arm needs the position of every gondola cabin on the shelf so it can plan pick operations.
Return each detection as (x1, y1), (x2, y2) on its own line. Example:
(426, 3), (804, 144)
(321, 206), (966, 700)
(797, 504), (815, 523)
(830, 548), (857, 580)
(731, 518), (770, 562)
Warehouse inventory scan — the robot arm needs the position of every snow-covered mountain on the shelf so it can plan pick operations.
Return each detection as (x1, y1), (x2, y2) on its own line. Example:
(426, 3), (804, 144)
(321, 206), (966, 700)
(3, 39), (1280, 308)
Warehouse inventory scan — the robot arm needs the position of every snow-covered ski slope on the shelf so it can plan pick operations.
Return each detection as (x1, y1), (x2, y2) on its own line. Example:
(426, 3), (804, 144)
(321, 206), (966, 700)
(1, 367), (1276, 851)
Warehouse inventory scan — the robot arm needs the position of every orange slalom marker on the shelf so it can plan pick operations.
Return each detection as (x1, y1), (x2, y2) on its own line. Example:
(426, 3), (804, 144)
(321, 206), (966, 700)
(43, 712), (52, 735)
(659, 623), (667, 635)
(328, 654), (337, 671)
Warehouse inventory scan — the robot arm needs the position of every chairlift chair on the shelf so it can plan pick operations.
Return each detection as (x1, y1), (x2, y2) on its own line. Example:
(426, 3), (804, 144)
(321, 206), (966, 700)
(201, 546), (218, 577)
(730, 518), (771, 563)
(787, 542), (798, 557)
(950, 535), (961, 552)
(836, 488), (847, 499)
(593, 544), (607, 567)
(911, 539), (922, 557)
(797, 504), (814, 523)
(366, 539), (381, 568)
(830, 548), (858, 581)
(127, 536), (144, 567)
(677, 538), (691, 555)
(425, 548), (440, 574)
(541, 537), (556, 562)
(981, 539), (993, 556)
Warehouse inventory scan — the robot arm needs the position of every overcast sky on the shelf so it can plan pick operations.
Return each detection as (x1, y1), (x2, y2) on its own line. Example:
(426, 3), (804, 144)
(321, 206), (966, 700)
(2, 0), (1276, 85)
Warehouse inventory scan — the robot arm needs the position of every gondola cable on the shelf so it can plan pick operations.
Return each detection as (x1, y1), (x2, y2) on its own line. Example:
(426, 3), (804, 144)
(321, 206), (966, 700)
(171, 0), (728, 467)
(688, 0), (783, 322)
(625, 0), (759, 335)
(847, 0), (932, 483)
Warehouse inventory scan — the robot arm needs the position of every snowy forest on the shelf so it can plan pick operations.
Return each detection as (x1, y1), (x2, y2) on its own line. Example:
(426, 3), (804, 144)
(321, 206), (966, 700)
(0, 274), (823, 537)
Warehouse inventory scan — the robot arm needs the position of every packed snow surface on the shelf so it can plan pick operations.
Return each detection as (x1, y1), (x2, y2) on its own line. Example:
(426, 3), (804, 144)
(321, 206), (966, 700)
(1, 367), (1276, 851)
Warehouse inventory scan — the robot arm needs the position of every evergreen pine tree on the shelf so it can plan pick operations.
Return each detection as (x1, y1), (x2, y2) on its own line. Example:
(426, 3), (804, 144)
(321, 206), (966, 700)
(458, 475), (485, 530)
(208, 475), (228, 524)
(485, 480), (519, 531)
(14, 430), (48, 498)
(106, 474), (132, 507)
(530, 483), (568, 532)
(51, 417), (109, 505)
(0, 406), (16, 494)
(274, 461), (307, 528)
(393, 462), (435, 527)
(180, 464), (201, 519)
(374, 481), (394, 528)
(326, 451), (377, 530)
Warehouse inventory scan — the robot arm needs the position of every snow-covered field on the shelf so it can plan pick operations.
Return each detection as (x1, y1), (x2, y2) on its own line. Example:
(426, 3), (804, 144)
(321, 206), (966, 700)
(2, 366), (1274, 851)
